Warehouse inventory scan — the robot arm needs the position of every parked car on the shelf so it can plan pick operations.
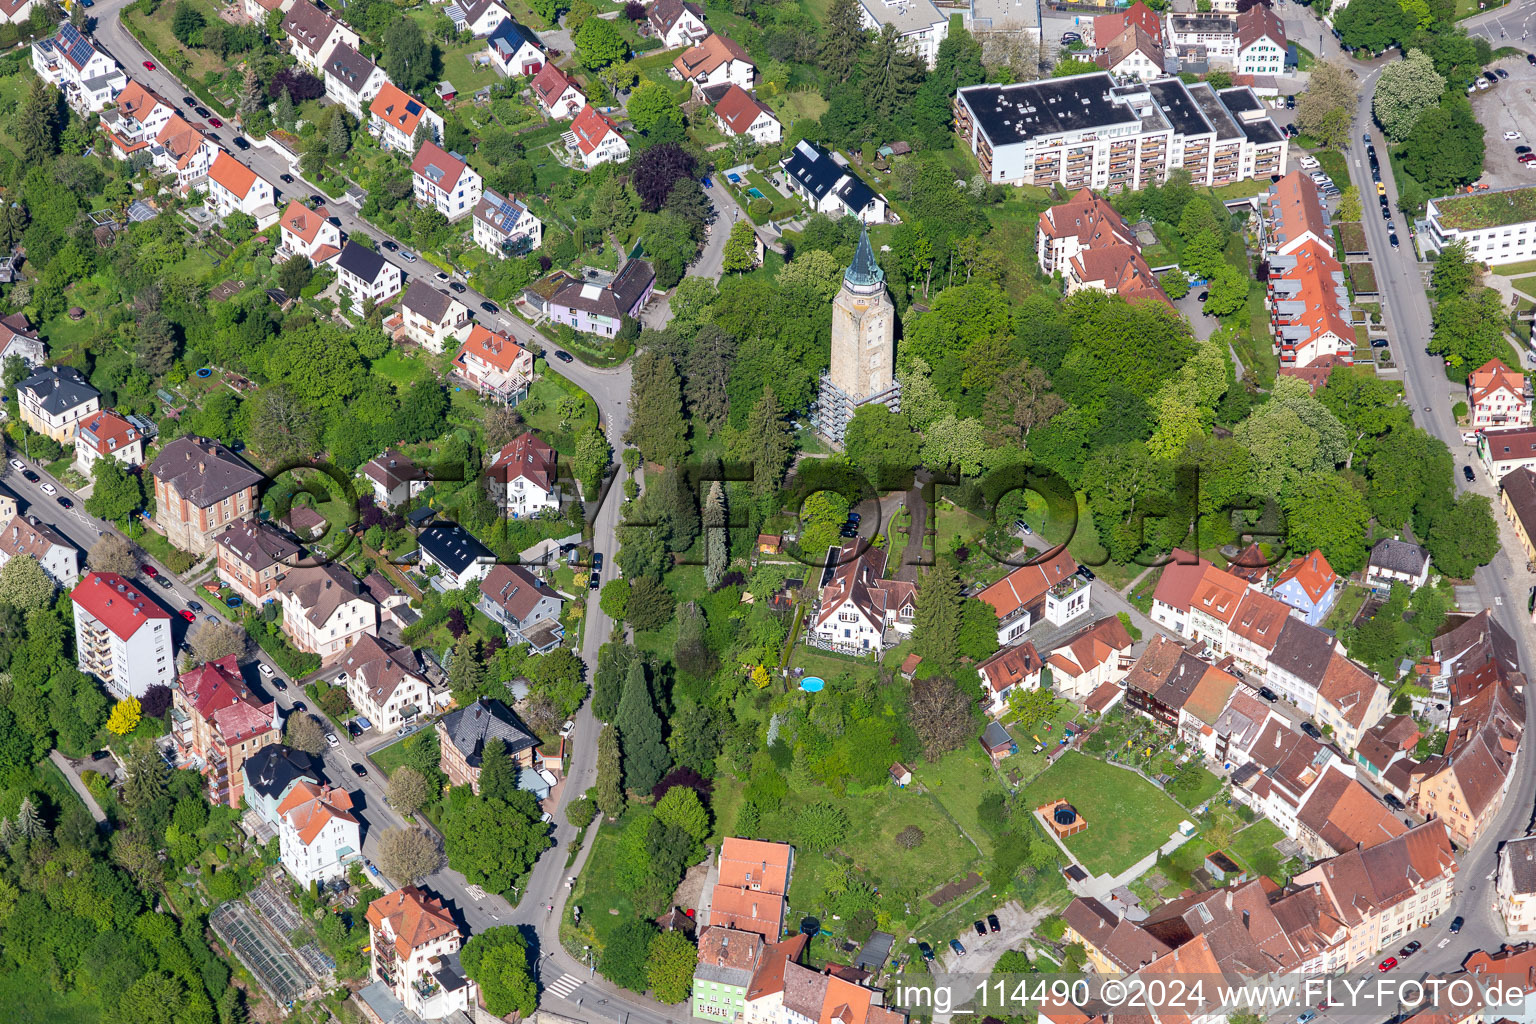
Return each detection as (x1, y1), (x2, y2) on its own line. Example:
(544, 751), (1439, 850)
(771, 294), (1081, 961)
(21, 469), (37, 482)
(187, 601), (202, 612)
(292, 702), (307, 713)
(1300, 722), (1322, 739)
(449, 281), (466, 293)
(233, 136), (250, 150)
(589, 571), (601, 590)
(1389, 233), (1400, 249)
(351, 762), (368, 778)
(399, 250), (417, 263)
(156, 576), (173, 588)
(1298, 1013), (1317, 1024)
(382, 239), (398, 251)
(1488, 72), (1503, 84)
(1399, 941), (1421, 958)
(325, 732), (340, 748)
(554, 350), (574, 362)
(143, 60), (156, 70)
(180, 609), (197, 622)
(1258, 687), (1279, 702)
(973, 921), (987, 937)
(1061, 31), (1081, 42)
(181, 95), (195, 106)
(481, 300), (500, 313)
(949, 940), (966, 956)
(271, 677), (287, 692)
(918, 942), (935, 962)
(194, 106), (211, 118)
(6, 459), (20, 471)
(1498, 67), (1510, 78)
(259, 662), (274, 676)
(1464, 465), (1476, 482)
(1506, 130), (1523, 141)
(986, 914), (1001, 933)
(1450, 916), (1464, 933)
(280, 173), (294, 184)
(56, 496), (72, 509)
(592, 552), (603, 573)
(1384, 793), (1404, 810)
(1378, 957), (1398, 972)
(1371, 338), (1389, 348)
(40, 482), (55, 495)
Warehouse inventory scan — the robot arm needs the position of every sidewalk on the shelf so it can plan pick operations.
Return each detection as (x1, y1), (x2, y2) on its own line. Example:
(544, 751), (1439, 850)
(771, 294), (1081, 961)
(49, 750), (108, 826)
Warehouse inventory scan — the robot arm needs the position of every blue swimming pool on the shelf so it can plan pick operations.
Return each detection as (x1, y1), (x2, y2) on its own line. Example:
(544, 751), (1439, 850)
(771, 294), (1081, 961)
(800, 676), (825, 692)
(746, 187), (766, 199)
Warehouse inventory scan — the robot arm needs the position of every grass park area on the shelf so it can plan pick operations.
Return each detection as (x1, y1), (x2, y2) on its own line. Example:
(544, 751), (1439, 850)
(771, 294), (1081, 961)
(1018, 752), (1189, 877)
(1226, 819), (1289, 880)
(0, 967), (101, 1024)
(368, 737), (412, 778)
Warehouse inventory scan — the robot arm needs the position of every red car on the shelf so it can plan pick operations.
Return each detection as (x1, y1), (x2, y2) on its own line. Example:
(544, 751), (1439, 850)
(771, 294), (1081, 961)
(208, 116), (223, 128)
(142, 564), (158, 577)
(179, 609), (196, 622)
(1378, 957), (1398, 972)
(142, 60), (156, 71)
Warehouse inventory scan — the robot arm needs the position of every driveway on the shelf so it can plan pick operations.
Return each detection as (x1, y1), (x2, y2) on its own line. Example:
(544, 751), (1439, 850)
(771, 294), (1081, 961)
(930, 900), (1058, 1020)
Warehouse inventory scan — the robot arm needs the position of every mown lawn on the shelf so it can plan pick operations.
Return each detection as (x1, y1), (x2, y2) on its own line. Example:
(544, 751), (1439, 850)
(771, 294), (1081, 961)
(1018, 752), (1189, 877)
(1227, 819), (1288, 881)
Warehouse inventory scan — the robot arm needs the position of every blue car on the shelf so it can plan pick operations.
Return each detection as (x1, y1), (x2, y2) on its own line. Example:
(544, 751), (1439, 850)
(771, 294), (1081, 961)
(701, 176), (713, 188)
(949, 939), (966, 956)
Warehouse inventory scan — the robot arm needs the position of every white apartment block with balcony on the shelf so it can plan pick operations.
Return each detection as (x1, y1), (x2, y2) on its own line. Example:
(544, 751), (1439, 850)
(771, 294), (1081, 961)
(410, 142), (483, 223)
(71, 571), (174, 698)
(856, 0), (949, 67)
(954, 74), (1286, 191)
(32, 25), (127, 114)
(1422, 186), (1536, 266)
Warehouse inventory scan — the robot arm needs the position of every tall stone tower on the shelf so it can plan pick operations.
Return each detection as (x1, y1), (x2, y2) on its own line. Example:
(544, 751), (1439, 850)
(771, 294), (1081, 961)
(814, 229), (900, 448)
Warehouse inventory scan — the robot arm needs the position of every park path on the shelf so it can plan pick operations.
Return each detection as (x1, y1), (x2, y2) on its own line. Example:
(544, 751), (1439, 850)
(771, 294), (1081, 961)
(50, 750), (108, 826)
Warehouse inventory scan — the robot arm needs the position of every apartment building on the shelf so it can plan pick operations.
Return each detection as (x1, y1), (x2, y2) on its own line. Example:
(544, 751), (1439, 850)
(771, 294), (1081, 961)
(397, 279), (472, 353)
(71, 571), (173, 698)
(338, 635), (430, 733)
(32, 25), (126, 114)
(436, 697), (539, 793)
(672, 32), (754, 89)
(100, 79), (175, 159)
(781, 140), (887, 224)
(953, 74), (1286, 190)
(472, 189), (543, 259)
(18, 364), (100, 443)
(215, 519), (300, 605)
(486, 431), (559, 516)
(454, 324), (533, 405)
(1262, 171), (1354, 369)
(1037, 188), (1169, 305)
(277, 564), (380, 659)
(0, 513), (79, 589)
(1423, 185), (1536, 266)
(855, 0), (948, 66)
(548, 258), (655, 336)
(365, 888), (477, 1020)
(323, 43), (388, 118)
(1166, 5), (1286, 74)
(74, 408), (144, 471)
(1496, 835), (1536, 932)
(1039, 615), (1136, 702)
(173, 655), (280, 806)
(976, 548), (1090, 644)
(148, 436), (264, 555)
(410, 141), (484, 223)
(1468, 357), (1531, 429)
(149, 114), (220, 188)
(278, 782), (360, 885)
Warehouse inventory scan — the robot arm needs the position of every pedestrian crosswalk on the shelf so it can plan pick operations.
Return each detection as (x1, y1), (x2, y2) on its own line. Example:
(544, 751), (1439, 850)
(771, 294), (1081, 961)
(546, 973), (583, 999)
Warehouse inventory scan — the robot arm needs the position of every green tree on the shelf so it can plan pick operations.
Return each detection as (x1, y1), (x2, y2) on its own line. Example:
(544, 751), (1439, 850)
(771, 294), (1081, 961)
(818, 0), (868, 82)
(1283, 472), (1372, 573)
(1203, 264), (1248, 318)
(1432, 241), (1477, 300)
(647, 930), (697, 1003)
(576, 16), (627, 68)
(386, 765), (430, 815)
(274, 88), (296, 130)
(843, 405), (919, 487)
(16, 77), (59, 168)
(1319, 366), (1404, 465)
(958, 598), (1001, 662)
(982, 358), (1065, 448)
(441, 787), (551, 894)
(628, 575), (677, 631)
(654, 785), (710, 842)
(1425, 492), (1499, 577)
(375, 826), (442, 885)
(327, 112), (351, 160)
(733, 387), (796, 498)
(913, 564), (962, 670)
(627, 80), (676, 134)
(1181, 228), (1226, 281)
(625, 350), (688, 466)
(1430, 287), (1506, 370)
(703, 479), (728, 590)
(862, 23), (923, 120)
(721, 220), (757, 274)
(798, 489), (851, 556)
(461, 927), (537, 1017)
(0, 554), (51, 611)
(1295, 60), (1357, 148)
(382, 18), (435, 92)
(1336, 0), (1416, 53)
(600, 919), (657, 990)
(285, 713), (327, 755)
(796, 801), (850, 850)
(1400, 97), (1484, 194)
(88, 533), (140, 577)
(617, 661), (670, 792)
(600, 578), (631, 621)
(85, 458), (145, 523)
(477, 737), (519, 804)
(596, 724), (626, 817)
(1372, 48), (1446, 142)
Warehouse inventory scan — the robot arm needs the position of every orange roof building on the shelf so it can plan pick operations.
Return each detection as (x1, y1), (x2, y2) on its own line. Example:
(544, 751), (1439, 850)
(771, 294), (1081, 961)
(365, 887), (477, 1019)
(275, 781), (360, 885)
(708, 837), (795, 943)
(1265, 172), (1355, 370)
(368, 82), (445, 152)
(976, 547), (1090, 644)
(1264, 168), (1333, 258)
(1038, 187), (1170, 307)
(567, 104), (629, 167)
(1469, 357), (1531, 429)
(1271, 548), (1338, 626)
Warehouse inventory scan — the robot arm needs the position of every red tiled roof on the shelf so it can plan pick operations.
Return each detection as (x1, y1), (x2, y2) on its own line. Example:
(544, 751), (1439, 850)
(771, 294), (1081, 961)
(208, 150), (259, 198)
(410, 140), (468, 194)
(1275, 548), (1335, 603)
(569, 105), (618, 155)
(531, 62), (580, 107)
(280, 200), (330, 244)
(71, 571), (169, 639)
(369, 82), (431, 136)
(76, 408), (139, 455)
(366, 886), (460, 958)
(277, 781), (357, 844)
(977, 548), (1080, 621)
(713, 83), (774, 135)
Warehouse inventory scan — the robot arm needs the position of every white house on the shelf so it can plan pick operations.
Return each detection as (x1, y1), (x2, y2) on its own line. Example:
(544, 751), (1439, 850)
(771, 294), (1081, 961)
(100, 79), (176, 160)
(712, 84), (781, 145)
(323, 43), (388, 119)
(0, 315), (45, 371)
(369, 82), (445, 152)
(1094, 24), (1164, 82)
(150, 115), (220, 188)
(0, 513), (78, 589)
(809, 542), (916, 653)
(978, 642), (1043, 716)
(17, 364), (100, 443)
(976, 549), (1091, 645)
(334, 241), (404, 306)
(1480, 426), (1536, 483)
(32, 25), (126, 114)
(472, 189), (543, 259)
(1365, 538), (1432, 592)
(648, 0), (709, 49)
(456, 0), (513, 36)
(530, 63), (584, 119)
(671, 33), (753, 90)
(855, 0), (948, 67)
(339, 634), (431, 732)
(361, 450), (427, 508)
(566, 105), (629, 168)
(243, 0), (295, 25)
(416, 523), (496, 590)
(781, 140), (887, 224)
(485, 18), (545, 76)
(278, 200), (343, 266)
(278, 564), (381, 660)
(1468, 358), (1531, 430)
(454, 324), (534, 404)
(1042, 615), (1136, 702)
(410, 141), (483, 223)
(206, 151), (279, 227)
(0, 0), (36, 25)
(75, 409), (144, 471)
(71, 571), (173, 698)
(277, 782), (361, 886)
(487, 432), (559, 516)
(1234, 4), (1286, 75)
(477, 564), (565, 651)
(282, 0), (360, 73)
(397, 279), (472, 354)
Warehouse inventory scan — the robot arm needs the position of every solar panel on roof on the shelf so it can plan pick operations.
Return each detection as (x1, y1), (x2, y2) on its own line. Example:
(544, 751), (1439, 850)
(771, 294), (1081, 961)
(406, 100), (422, 115)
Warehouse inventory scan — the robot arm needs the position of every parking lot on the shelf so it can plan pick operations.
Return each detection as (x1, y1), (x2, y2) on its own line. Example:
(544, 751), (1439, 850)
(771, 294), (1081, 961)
(1469, 54), (1536, 188)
